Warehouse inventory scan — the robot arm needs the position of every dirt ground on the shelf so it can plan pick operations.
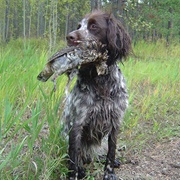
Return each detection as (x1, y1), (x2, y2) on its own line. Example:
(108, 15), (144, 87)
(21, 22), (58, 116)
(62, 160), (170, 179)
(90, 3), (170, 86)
(2, 123), (179, 180)
(115, 137), (180, 180)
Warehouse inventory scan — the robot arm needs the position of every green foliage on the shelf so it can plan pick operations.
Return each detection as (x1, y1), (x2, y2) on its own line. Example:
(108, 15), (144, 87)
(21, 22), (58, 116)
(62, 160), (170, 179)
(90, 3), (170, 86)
(119, 0), (180, 42)
(123, 2), (153, 32)
(0, 39), (179, 178)
(1, 0), (180, 44)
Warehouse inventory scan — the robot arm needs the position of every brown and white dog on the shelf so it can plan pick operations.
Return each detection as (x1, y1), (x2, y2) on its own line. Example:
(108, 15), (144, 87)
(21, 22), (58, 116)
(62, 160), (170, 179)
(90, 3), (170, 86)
(63, 10), (131, 180)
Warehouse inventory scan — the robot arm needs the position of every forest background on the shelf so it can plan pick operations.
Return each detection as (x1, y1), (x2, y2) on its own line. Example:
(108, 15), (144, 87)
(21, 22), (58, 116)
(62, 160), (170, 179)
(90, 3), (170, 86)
(1, 0), (180, 46)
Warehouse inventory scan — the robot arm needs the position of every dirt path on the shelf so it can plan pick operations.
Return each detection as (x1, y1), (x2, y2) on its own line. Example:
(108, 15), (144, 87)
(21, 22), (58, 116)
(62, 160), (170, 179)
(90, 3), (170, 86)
(116, 137), (180, 180)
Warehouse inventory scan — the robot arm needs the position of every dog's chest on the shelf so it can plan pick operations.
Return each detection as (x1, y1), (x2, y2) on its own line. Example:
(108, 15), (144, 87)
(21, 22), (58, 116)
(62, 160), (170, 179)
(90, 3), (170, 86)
(63, 64), (128, 139)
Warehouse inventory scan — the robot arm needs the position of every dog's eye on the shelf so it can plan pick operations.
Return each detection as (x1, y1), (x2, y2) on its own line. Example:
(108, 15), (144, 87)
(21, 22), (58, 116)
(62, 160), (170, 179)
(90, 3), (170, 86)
(90, 24), (98, 30)
(77, 24), (81, 30)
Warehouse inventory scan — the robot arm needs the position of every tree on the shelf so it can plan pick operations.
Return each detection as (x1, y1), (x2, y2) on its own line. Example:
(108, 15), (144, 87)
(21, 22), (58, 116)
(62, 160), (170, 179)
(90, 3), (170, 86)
(91, 0), (102, 10)
(0, 0), (179, 44)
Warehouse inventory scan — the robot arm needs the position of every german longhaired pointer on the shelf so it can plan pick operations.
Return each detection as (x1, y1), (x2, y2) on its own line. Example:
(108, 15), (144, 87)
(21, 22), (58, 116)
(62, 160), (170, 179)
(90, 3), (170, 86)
(64, 10), (131, 180)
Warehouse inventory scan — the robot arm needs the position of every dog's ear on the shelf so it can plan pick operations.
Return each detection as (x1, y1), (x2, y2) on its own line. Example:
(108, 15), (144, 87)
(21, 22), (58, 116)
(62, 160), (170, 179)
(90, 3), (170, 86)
(107, 14), (131, 62)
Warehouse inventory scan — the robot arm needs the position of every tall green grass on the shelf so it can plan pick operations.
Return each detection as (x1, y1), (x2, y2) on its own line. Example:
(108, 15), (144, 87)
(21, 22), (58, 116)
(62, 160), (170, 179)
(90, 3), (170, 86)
(0, 39), (68, 179)
(120, 40), (180, 148)
(0, 39), (179, 179)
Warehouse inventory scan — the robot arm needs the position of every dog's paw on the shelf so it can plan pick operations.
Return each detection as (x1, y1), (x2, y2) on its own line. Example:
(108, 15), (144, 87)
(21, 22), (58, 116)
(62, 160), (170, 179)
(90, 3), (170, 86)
(78, 166), (86, 179)
(103, 173), (117, 180)
(69, 177), (76, 180)
(114, 158), (121, 168)
(68, 174), (77, 180)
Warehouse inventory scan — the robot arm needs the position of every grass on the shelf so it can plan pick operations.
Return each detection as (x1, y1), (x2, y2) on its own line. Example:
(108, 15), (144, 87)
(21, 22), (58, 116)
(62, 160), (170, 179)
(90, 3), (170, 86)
(120, 40), (180, 149)
(0, 39), (180, 179)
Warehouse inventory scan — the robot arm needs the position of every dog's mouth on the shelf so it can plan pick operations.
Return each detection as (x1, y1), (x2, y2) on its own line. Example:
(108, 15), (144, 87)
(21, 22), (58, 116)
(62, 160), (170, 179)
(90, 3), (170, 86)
(67, 40), (83, 47)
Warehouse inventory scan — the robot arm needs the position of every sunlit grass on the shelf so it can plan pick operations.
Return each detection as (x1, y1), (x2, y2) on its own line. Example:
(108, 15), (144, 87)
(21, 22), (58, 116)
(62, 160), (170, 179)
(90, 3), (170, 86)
(0, 39), (179, 179)
(0, 39), (68, 179)
(120, 41), (180, 149)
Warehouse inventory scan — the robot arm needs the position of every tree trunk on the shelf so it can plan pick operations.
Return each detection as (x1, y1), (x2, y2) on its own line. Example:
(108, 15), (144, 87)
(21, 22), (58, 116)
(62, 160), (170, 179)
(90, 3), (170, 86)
(13, 1), (18, 39)
(53, 0), (58, 47)
(36, 1), (40, 37)
(166, 7), (173, 44)
(23, 0), (26, 38)
(65, 3), (70, 41)
(29, 4), (32, 38)
(49, 12), (52, 54)
(4, 0), (10, 42)
(91, 0), (101, 11)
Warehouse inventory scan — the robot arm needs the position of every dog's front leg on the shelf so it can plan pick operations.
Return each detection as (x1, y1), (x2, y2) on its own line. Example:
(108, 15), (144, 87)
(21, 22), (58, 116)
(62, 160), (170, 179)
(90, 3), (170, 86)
(68, 125), (83, 180)
(103, 128), (118, 180)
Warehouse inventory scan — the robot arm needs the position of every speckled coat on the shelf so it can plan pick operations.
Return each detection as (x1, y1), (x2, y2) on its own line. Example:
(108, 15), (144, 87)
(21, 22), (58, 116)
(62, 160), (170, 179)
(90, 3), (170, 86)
(64, 10), (131, 180)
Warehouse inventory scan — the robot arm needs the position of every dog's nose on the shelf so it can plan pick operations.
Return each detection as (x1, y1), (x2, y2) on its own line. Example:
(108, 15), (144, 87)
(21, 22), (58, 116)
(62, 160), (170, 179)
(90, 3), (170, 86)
(66, 31), (78, 46)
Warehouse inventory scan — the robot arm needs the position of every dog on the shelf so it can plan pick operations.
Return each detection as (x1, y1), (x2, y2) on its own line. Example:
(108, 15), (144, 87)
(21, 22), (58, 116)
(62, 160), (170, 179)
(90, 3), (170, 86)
(63, 10), (131, 180)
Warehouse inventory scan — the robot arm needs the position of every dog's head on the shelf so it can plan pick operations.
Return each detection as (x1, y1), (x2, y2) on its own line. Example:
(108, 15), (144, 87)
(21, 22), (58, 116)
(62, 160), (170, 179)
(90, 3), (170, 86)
(66, 10), (131, 64)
